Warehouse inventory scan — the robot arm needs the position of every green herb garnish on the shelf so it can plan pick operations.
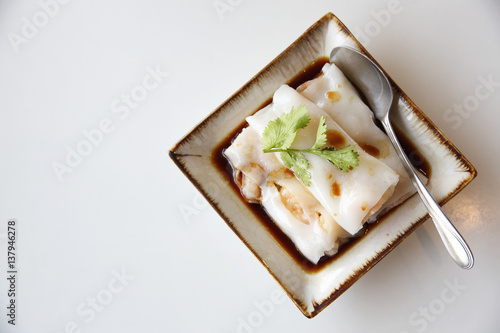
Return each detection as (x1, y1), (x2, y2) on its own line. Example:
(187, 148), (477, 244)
(262, 105), (359, 186)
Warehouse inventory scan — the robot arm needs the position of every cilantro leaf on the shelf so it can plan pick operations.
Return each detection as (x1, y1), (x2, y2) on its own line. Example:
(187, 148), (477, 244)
(262, 105), (359, 186)
(311, 146), (359, 172)
(280, 151), (311, 186)
(262, 105), (310, 151)
(311, 116), (327, 150)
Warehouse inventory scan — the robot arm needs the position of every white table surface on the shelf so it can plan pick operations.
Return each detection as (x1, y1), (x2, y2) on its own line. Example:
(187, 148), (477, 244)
(1, 1), (499, 332)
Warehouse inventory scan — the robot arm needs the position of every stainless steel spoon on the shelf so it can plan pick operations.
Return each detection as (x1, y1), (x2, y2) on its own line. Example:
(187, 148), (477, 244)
(330, 46), (474, 269)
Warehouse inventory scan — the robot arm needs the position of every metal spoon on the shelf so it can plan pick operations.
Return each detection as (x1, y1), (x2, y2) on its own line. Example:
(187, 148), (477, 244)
(330, 46), (474, 269)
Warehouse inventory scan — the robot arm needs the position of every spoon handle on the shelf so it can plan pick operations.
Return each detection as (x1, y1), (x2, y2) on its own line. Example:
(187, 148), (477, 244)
(381, 117), (474, 269)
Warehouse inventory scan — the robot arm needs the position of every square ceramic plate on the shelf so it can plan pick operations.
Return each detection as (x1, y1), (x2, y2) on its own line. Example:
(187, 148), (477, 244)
(169, 13), (476, 318)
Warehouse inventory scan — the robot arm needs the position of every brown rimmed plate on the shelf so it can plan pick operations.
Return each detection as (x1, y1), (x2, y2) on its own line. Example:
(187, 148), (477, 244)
(169, 12), (476, 318)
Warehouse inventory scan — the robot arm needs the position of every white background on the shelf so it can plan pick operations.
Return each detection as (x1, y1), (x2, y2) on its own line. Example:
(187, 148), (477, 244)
(1, 0), (499, 332)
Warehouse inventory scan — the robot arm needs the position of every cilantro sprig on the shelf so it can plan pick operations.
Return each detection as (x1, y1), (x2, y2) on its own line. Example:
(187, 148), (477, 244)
(262, 105), (359, 186)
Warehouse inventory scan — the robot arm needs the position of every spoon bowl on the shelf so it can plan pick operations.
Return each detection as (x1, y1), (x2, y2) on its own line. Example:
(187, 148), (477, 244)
(330, 46), (474, 269)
